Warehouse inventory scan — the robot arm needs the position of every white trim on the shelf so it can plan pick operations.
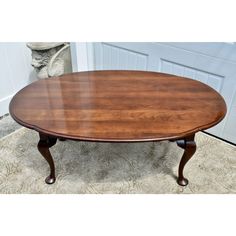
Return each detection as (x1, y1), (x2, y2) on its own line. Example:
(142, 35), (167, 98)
(70, 42), (95, 72)
(70, 42), (78, 72)
(86, 43), (95, 70)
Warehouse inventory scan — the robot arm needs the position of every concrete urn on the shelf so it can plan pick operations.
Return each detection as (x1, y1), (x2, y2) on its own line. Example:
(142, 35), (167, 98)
(27, 42), (72, 79)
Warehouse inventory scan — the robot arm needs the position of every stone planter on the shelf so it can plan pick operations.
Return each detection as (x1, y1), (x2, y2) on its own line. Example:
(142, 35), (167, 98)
(27, 42), (72, 79)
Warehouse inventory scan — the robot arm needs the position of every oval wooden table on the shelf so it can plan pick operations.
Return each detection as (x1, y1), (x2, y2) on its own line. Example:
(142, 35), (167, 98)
(9, 71), (227, 186)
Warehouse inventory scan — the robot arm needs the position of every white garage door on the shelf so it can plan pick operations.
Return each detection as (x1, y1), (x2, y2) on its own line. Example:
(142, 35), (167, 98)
(92, 42), (236, 144)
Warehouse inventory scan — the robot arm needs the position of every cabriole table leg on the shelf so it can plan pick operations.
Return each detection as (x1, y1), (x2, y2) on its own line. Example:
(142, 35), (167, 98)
(37, 133), (57, 184)
(176, 134), (196, 186)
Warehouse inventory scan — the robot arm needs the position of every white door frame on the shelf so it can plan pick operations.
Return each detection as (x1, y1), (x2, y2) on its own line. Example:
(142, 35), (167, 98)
(70, 42), (95, 72)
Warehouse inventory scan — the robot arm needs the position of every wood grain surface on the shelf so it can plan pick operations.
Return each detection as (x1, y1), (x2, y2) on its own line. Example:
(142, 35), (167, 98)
(9, 70), (227, 142)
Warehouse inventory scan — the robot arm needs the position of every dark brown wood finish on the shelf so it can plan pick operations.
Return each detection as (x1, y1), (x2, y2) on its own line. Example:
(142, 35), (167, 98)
(10, 71), (226, 142)
(9, 71), (227, 185)
(37, 133), (57, 184)
(176, 134), (196, 186)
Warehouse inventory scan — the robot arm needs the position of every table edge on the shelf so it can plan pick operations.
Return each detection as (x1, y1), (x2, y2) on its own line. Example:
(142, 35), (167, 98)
(9, 104), (226, 142)
(9, 71), (227, 142)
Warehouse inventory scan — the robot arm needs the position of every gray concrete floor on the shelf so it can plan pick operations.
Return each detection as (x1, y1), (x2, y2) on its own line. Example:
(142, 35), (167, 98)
(0, 114), (22, 139)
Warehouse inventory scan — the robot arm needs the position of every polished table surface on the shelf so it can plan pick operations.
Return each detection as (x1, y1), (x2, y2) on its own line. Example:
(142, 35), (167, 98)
(10, 70), (226, 142)
(9, 71), (227, 185)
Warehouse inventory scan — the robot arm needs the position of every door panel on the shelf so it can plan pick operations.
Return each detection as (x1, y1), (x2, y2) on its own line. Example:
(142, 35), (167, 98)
(160, 59), (223, 93)
(93, 42), (236, 143)
(94, 43), (148, 70)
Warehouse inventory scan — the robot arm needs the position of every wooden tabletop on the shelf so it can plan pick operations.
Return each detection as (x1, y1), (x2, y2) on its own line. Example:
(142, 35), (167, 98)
(10, 70), (227, 142)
